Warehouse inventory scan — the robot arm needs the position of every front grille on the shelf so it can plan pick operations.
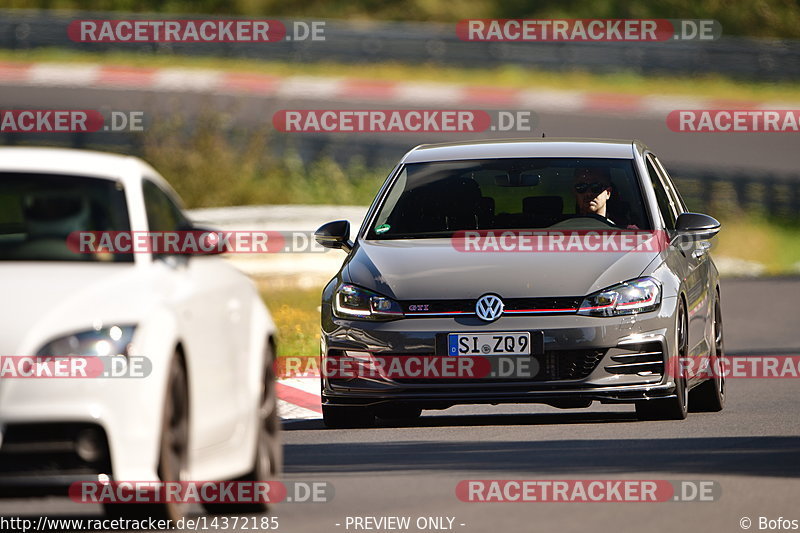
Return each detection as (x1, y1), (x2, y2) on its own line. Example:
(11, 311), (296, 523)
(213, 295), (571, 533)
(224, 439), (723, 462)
(603, 341), (665, 375)
(400, 296), (582, 316)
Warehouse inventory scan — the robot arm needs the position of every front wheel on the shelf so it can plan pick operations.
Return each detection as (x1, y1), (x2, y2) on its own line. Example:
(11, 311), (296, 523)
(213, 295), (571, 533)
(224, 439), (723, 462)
(690, 291), (726, 412)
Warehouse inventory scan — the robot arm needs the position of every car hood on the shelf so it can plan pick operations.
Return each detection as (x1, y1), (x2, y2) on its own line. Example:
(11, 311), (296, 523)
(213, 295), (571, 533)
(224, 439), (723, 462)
(0, 262), (154, 355)
(345, 239), (660, 300)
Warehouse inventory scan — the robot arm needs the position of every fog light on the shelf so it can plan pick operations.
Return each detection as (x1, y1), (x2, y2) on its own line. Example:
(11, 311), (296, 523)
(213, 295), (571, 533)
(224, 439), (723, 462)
(75, 428), (104, 463)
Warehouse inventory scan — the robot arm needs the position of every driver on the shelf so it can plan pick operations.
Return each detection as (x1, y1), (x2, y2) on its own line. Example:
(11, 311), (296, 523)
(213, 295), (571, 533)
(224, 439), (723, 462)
(573, 167), (613, 221)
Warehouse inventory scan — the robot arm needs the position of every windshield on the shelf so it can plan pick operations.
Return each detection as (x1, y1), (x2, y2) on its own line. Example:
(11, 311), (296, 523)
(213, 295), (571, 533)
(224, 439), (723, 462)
(0, 172), (132, 262)
(367, 158), (651, 239)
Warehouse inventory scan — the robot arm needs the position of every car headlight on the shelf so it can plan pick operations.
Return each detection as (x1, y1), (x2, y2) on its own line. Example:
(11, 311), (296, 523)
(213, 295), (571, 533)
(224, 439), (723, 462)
(333, 284), (403, 320)
(578, 277), (661, 317)
(36, 325), (136, 357)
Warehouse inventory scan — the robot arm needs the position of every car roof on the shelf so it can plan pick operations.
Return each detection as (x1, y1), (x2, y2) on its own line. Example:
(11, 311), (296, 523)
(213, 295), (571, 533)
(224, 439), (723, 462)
(0, 146), (177, 199)
(0, 146), (148, 177)
(402, 138), (645, 163)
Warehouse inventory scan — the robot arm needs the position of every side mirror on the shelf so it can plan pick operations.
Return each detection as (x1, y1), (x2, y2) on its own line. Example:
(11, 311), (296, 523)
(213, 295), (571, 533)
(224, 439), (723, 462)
(192, 226), (230, 255)
(674, 212), (721, 241)
(315, 220), (352, 253)
(178, 223), (229, 256)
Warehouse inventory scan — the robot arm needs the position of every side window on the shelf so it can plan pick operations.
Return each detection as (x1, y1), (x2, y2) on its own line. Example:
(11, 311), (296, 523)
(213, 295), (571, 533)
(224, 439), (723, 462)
(645, 157), (676, 230)
(142, 179), (186, 233)
(372, 168), (407, 231)
(652, 155), (687, 213)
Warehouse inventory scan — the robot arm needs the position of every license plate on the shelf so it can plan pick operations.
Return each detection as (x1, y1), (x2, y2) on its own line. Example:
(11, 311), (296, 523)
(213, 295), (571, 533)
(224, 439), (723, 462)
(448, 332), (531, 356)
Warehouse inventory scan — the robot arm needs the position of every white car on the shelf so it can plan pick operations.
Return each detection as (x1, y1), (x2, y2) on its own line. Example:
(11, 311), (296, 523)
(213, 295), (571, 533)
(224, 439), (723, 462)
(0, 147), (281, 520)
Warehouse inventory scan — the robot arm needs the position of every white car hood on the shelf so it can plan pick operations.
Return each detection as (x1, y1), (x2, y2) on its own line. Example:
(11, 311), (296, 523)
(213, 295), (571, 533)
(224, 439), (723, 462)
(0, 262), (155, 355)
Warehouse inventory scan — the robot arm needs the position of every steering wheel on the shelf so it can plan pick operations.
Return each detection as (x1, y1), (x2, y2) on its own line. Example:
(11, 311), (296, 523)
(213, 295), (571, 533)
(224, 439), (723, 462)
(549, 214), (618, 229)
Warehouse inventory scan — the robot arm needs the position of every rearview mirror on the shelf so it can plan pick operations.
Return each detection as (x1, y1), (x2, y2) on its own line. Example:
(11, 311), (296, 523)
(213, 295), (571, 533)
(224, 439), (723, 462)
(519, 171), (542, 186)
(493, 173), (511, 186)
(493, 171), (541, 187)
(315, 220), (352, 253)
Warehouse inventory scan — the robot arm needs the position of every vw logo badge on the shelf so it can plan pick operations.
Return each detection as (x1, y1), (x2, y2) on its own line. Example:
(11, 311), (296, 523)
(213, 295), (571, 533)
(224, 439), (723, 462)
(476, 294), (504, 322)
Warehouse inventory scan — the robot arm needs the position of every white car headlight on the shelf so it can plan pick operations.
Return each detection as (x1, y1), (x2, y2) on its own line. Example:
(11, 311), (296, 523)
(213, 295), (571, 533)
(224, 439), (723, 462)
(578, 277), (661, 317)
(36, 325), (136, 357)
(334, 284), (403, 320)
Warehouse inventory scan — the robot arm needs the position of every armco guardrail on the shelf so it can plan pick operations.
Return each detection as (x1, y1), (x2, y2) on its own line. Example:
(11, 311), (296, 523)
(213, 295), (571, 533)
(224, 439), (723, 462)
(1, 10), (799, 80)
(669, 168), (800, 218)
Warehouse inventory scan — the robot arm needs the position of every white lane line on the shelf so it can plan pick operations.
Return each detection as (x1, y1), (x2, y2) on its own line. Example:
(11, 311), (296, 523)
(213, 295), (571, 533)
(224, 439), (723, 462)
(28, 64), (101, 87)
(394, 82), (465, 105)
(275, 76), (344, 99)
(153, 68), (224, 92)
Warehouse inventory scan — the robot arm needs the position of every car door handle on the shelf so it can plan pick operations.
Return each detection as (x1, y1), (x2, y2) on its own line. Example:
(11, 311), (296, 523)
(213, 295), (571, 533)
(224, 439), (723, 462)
(692, 241), (712, 259)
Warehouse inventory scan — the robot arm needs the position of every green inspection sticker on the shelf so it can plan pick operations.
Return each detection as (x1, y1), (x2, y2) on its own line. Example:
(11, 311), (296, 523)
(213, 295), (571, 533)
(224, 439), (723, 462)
(375, 224), (391, 234)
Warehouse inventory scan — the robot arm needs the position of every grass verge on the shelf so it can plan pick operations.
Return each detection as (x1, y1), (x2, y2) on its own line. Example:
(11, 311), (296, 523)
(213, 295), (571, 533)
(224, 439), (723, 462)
(139, 114), (387, 207)
(713, 215), (800, 275)
(260, 284), (324, 358)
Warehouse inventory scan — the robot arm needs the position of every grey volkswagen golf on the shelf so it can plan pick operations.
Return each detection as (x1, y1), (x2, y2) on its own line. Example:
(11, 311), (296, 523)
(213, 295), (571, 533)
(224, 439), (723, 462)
(315, 139), (725, 428)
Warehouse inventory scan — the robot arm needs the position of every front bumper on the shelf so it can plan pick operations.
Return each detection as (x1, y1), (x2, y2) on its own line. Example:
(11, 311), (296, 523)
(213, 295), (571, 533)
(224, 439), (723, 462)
(321, 298), (678, 409)
(0, 361), (168, 491)
(0, 422), (112, 497)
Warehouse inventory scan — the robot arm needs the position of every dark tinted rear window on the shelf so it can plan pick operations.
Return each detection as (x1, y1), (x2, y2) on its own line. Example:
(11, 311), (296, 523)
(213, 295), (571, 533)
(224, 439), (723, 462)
(0, 173), (132, 262)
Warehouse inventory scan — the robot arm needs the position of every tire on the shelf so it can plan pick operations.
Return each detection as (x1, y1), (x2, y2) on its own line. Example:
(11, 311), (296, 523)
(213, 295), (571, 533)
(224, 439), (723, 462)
(690, 291), (726, 412)
(322, 405), (375, 429)
(204, 342), (282, 515)
(636, 299), (689, 421)
(104, 352), (190, 521)
(375, 404), (423, 421)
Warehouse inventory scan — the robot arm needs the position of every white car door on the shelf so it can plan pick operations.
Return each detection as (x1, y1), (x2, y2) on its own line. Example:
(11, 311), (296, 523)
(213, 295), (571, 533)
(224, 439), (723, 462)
(142, 179), (242, 450)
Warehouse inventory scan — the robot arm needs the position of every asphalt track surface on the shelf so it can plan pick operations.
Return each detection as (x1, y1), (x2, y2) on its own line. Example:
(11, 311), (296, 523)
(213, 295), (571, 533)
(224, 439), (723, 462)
(1, 83), (798, 176)
(1, 277), (799, 532)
